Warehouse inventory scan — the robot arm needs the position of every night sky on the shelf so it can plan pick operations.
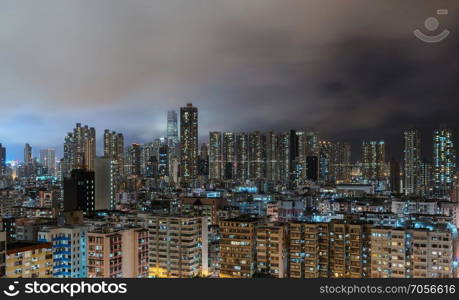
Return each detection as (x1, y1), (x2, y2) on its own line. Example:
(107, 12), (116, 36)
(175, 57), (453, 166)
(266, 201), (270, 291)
(0, 0), (457, 162)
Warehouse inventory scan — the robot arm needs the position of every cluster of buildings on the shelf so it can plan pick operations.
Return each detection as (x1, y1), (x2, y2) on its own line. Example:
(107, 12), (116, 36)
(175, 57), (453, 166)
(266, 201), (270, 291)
(0, 103), (458, 278)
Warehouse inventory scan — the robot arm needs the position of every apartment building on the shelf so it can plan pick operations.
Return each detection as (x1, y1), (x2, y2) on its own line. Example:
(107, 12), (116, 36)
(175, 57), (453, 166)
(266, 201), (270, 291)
(87, 227), (148, 278)
(6, 241), (53, 278)
(148, 215), (206, 278)
(38, 226), (88, 278)
(330, 222), (371, 278)
(371, 228), (407, 278)
(371, 226), (455, 278)
(219, 217), (258, 278)
(289, 222), (329, 278)
(289, 221), (371, 278)
(256, 222), (287, 278)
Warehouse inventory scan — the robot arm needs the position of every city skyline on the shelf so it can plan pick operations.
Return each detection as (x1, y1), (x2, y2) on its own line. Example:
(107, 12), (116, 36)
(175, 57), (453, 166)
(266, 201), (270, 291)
(1, 0), (458, 161)
(0, 108), (457, 167)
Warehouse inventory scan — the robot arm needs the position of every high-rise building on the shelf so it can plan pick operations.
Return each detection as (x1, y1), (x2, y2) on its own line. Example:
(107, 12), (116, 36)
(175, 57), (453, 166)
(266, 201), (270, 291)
(166, 110), (179, 148)
(256, 222), (288, 278)
(333, 142), (351, 183)
(235, 132), (250, 181)
(433, 128), (456, 198)
(289, 221), (371, 278)
(124, 143), (141, 176)
(38, 226), (88, 278)
(403, 129), (421, 195)
(63, 169), (95, 215)
(180, 103), (198, 182)
(278, 132), (291, 183)
(289, 222), (330, 278)
(87, 227), (149, 278)
(319, 141), (335, 183)
(0, 143), (6, 175)
(303, 132), (320, 182)
(222, 132), (236, 180)
(40, 148), (56, 176)
(62, 123), (96, 178)
(249, 131), (266, 180)
(266, 132), (280, 182)
(158, 145), (169, 178)
(371, 227), (455, 278)
(306, 156), (319, 181)
(103, 130), (124, 175)
(294, 131), (307, 181)
(209, 132), (222, 180)
(95, 157), (116, 210)
(305, 132), (319, 156)
(148, 215), (206, 278)
(23, 143), (34, 177)
(140, 142), (156, 176)
(361, 141), (386, 182)
(418, 162), (433, 197)
(198, 143), (209, 177)
(288, 130), (299, 183)
(24, 143), (32, 165)
(219, 217), (258, 278)
(389, 159), (401, 194)
(145, 156), (158, 179)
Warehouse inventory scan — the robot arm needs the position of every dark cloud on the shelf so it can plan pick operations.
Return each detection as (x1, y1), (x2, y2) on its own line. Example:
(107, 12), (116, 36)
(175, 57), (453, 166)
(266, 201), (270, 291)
(0, 0), (457, 161)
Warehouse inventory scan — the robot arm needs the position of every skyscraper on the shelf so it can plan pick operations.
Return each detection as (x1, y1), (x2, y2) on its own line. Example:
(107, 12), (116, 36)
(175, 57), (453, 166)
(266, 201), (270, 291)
(306, 156), (319, 181)
(319, 141), (335, 183)
(361, 141), (386, 182)
(403, 129), (421, 195)
(305, 131), (319, 157)
(266, 132), (280, 182)
(158, 144), (170, 177)
(62, 123), (96, 178)
(278, 132), (291, 183)
(180, 103), (198, 182)
(166, 110), (179, 148)
(222, 132), (236, 180)
(333, 142), (351, 183)
(418, 162), (433, 196)
(125, 143), (142, 176)
(140, 142), (156, 176)
(433, 128), (456, 198)
(24, 143), (32, 165)
(209, 132), (222, 180)
(103, 129), (124, 175)
(40, 148), (56, 176)
(389, 159), (401, 194)
(235, 132), (250, 181)
(0, 143), (6, 175)
(249, 131), (266, 180)
(23, 143), (34, 177)
(304, 131), (319, 182)
(198, 143), (209, 177)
